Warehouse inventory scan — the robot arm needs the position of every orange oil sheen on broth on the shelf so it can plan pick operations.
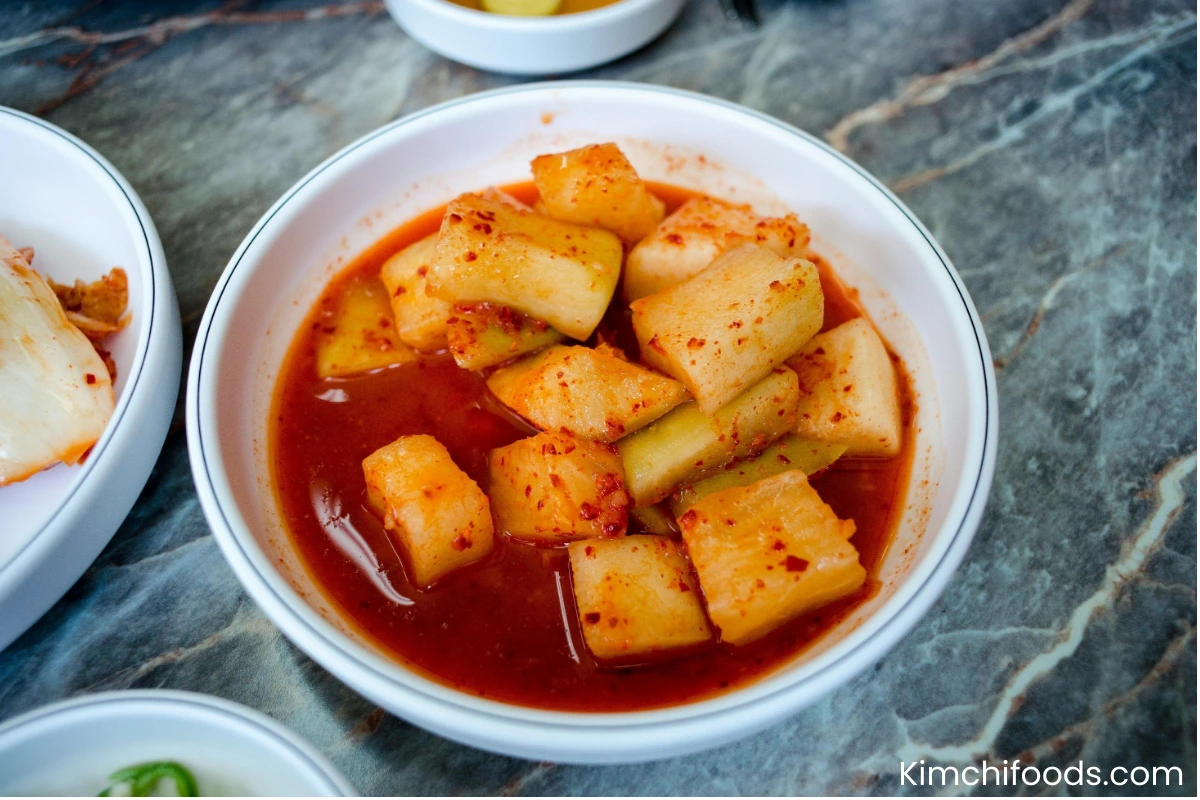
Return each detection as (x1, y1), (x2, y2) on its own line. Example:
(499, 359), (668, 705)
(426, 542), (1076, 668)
(270, 182), (917, 711)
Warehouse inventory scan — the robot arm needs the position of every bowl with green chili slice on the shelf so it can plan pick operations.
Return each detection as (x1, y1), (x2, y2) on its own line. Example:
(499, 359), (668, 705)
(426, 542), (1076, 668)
(99, 761), (200, 797)
(0, 690), (354, 796)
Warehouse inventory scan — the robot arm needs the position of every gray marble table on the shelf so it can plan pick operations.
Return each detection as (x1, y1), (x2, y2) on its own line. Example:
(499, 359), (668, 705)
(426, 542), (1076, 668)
(1, 0), (1195, 794)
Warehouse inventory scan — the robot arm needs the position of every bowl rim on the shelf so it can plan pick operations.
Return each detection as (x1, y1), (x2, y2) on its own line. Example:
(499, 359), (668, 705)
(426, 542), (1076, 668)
(0, 689), (356, 796)
(391, 0), (664, 32)
(187, 81), (997, 743)
(0, 107), (158, 576)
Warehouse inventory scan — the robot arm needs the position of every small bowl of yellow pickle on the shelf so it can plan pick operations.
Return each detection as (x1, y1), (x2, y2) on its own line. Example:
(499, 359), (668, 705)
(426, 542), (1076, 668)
(474, 0), (564, 15)
(384, 0), (686, 74)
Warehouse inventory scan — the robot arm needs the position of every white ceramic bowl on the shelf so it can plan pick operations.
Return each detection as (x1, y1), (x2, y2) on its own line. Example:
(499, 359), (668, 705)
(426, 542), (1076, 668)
(187, 82), (998, 763)
(384, 0), (686, 74)
(0, 108), (182, 652)
(0, 690), (355, 795)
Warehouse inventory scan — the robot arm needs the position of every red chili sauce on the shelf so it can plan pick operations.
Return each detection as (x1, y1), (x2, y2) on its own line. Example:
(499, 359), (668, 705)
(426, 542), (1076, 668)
(271, 182), (916, 711)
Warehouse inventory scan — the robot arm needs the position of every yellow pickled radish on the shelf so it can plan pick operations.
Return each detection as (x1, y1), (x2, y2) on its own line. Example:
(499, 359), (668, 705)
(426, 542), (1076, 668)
(481, 0), (562, 15)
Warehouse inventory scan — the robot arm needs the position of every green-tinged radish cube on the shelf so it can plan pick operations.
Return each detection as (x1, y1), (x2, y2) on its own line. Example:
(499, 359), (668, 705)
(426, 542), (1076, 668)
(629, 504), (678, 536)
(670, 435), (846, 515)
(315, 275), (419, 379)
(617, 366), (800, 506)
(446, 303), (565, 370)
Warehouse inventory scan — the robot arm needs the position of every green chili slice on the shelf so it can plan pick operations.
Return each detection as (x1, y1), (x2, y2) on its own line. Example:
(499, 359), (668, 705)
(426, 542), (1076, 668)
(99, 760), (199, 797)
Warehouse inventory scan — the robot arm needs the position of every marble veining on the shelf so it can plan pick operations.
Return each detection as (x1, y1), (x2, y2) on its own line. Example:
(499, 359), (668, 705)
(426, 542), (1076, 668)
(0, 0), (1195, 794)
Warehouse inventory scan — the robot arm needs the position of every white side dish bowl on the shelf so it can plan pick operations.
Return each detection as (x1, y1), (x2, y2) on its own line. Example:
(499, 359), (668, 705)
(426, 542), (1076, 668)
(187, 82), (998, 763)
(384, 0), (686, 75)
(0, 108), (182, 652)
(0, 690), (356, 796)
